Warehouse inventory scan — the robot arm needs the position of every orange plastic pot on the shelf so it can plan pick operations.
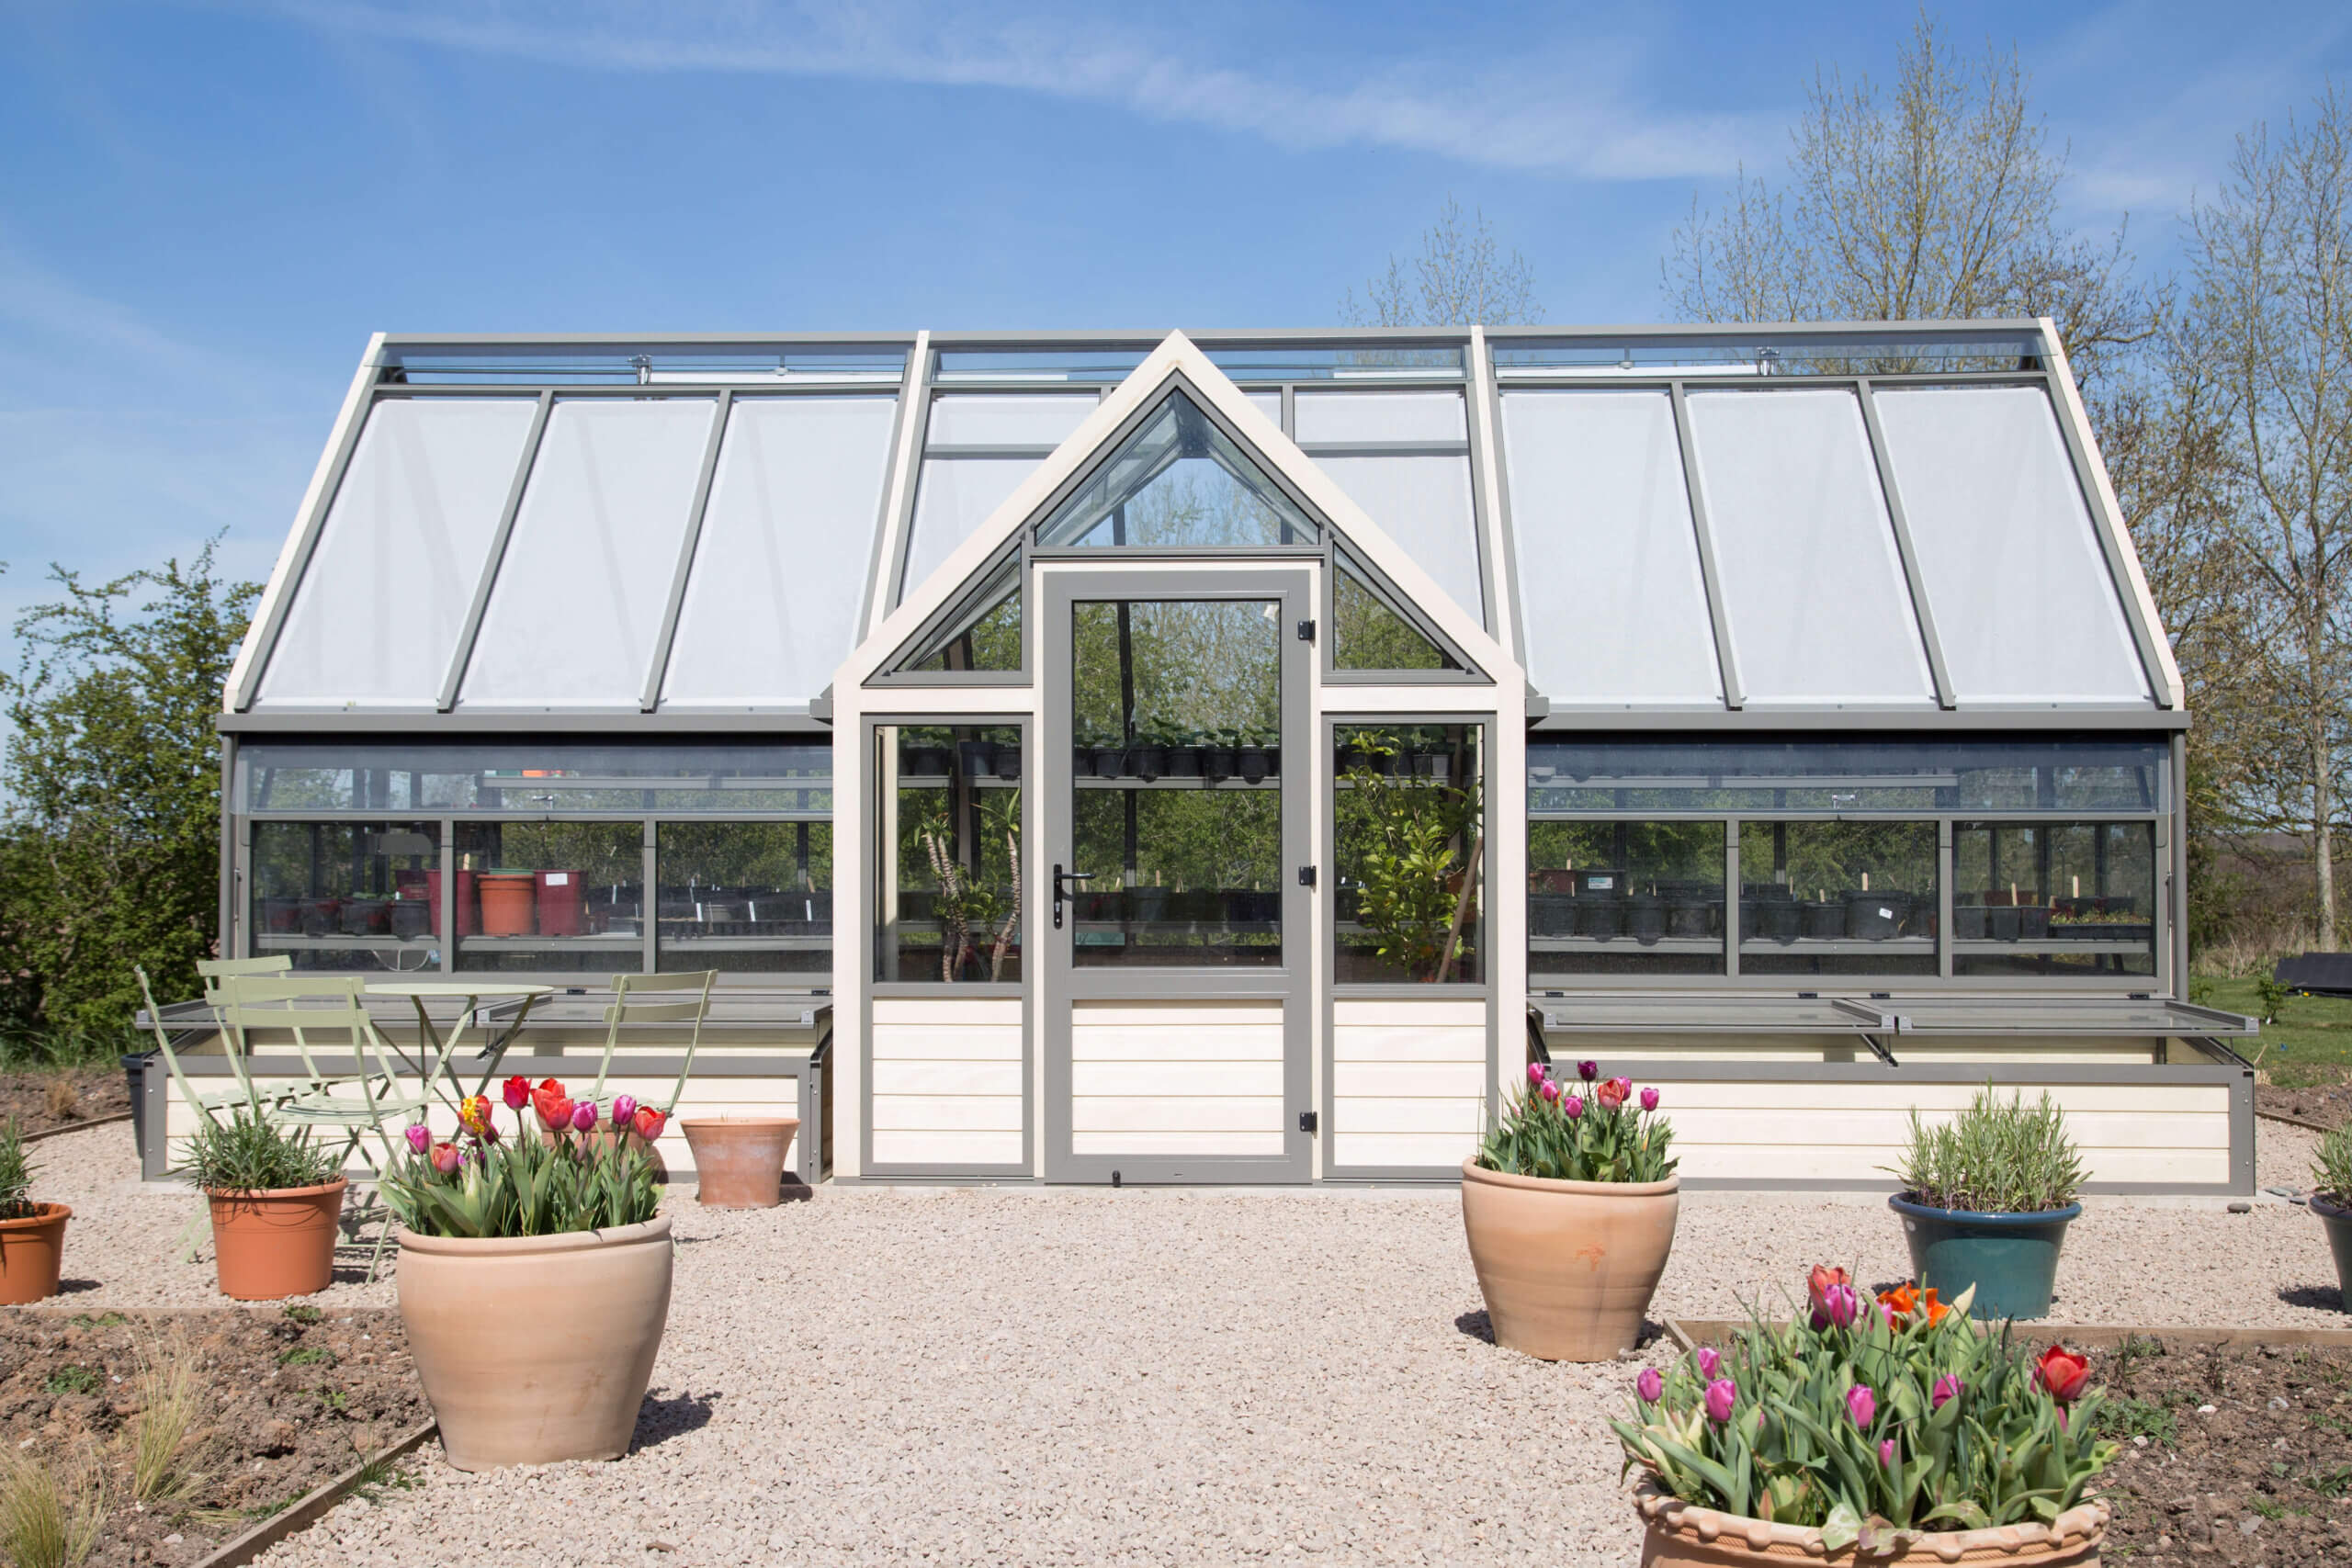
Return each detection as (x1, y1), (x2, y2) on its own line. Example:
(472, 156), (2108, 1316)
(0, 1202), (71, 1304)
(208, 1179), (346, 1300)
(680, 1117), (799, 1207)
(477, 873), (537, 937)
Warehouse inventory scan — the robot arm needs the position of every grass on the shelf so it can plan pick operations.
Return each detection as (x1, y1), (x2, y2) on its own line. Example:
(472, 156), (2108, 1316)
(127, 1328), (211, 1507)
(41, 1367), (100, 1397)
(276, 1346), (334, 1368)
(65, 1313), (124, 1328)
(350, 1456), (417, 1506)
(281, 1303), (323, 1325)
(0, 1446), (103, 1568)
(2093, 1393), (2182, 1448)
(2194, 976), (2352, 1072)
(0, 1024), (139, 1073)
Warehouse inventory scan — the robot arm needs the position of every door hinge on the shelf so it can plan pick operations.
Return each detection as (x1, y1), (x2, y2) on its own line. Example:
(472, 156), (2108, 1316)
(1298, 1111), (1317, 1134)
(1296, 618), (1316, 642)
(1297, 864), (1317, 888)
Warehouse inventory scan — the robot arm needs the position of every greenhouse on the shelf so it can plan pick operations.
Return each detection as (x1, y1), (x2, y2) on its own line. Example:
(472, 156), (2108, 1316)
(187, 321), (2256, 1193)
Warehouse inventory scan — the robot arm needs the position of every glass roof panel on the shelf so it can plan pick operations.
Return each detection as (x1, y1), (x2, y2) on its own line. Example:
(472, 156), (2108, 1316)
(1293, 389), (1466, 445)
(903, 457), (1034, 600)
(1500, 391), (1722, 706)
(1873, 387), (2150, 705)
(924, 392), (1096, 447)
(662, 395), (899, 707)
(1685, 389), (1935, 706)
(1034, 389), (1319, 550)
(458, 398), (716, 707)
(1311, 453), (1483, 625)
(255, 397), (537, 708)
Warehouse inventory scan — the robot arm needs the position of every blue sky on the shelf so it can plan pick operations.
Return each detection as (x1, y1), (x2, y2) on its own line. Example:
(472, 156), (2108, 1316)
(2, 0), (2348, 644)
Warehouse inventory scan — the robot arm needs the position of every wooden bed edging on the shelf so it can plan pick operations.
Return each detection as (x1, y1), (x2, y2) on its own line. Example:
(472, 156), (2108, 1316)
(188, 1416), (439, 1568)
(1665, 1318), (2352, 1351)
(22, 1111), (134, 1145)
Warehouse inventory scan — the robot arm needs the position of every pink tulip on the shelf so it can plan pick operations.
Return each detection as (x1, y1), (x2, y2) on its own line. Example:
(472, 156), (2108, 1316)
(1695, 1348), (1721, 1380)
(1636, 1367), (1663, 1404)
(1526, 1062), (1545, 1084)
(1577, 1059), (1599, 1082)
(429, 1141), (461, 1175)
(1640, 1087), (1660, 1112)
(1539, 1079), (1560, 1103)
(1880, 1437), (1898, 1470)
(1846, 1383), (1875, 1427)
(1821, 1283), (1862, 1329)
(1932, 1375), (1963, 1411)
(1703, 1378), (1737, 1424)
(612, 1094), (638, 1127)
(1564, 1094), (1584, 1120)
(403, 1123), (430, 1156)
(571, 1101), (598, 1134)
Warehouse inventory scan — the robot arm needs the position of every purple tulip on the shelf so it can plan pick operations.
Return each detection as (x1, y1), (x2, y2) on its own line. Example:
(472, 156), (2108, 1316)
(1636, 1367), (1663, 1404)
(1880, 1437), (1898, 1470)
(1696, 1347), (1721, 1380)
(1640, 1086), (1660, 1112)
(1565, 1094), (1584, 1120)
(1846, 1383), (1876, 1428)
(613, 1094), (639, 1127)
(1932, 1374), (1963, 1411)
(571, 1101), (598, 1134)
(1527, 1062), (1545, 1085)
(1820, 1283), (1862, 1329)
(403, 1123), (431, 1156)
(1577, 1059), (1599, 1082)
(1702, 1378), (1737, 1424)
(1539, 1079), (1560, 1103)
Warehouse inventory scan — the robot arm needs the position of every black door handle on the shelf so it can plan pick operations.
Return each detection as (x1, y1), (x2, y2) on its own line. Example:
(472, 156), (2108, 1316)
(1052, 863), (1094, 929)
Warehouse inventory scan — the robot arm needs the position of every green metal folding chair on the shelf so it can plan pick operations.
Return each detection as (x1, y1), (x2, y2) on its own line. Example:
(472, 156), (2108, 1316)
(588, 970), (718, 1121)
(197, 954), (293, 998)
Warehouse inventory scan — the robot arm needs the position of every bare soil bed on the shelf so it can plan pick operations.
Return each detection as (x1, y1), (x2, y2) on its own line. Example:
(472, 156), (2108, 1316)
(1, 1065), (130, 1136)
(2090, 1340), (2352, 1563)
(2257, 1067), (2352, 1133)
(0, 1306), (424, 1568)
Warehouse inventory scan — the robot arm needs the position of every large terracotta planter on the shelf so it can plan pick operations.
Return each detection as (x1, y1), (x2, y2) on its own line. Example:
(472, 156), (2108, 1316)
(1459, 1158), (1679, 1361)
(0, 1202), (71, 1304)
(681, 1117), (799, 1207)
(209, 1179), (346, 1301)
(397, 1217), (673, 1471)
(1634, 1477), (2109, 1564)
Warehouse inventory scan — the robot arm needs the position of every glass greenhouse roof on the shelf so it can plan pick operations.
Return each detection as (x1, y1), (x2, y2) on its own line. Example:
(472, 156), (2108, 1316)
(230, 322), (2177, 724)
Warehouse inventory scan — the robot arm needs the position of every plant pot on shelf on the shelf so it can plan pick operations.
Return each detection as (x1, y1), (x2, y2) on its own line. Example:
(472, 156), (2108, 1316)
(956, 739), (995, 778)
(1202, 744), (1236, 783)
(1667, 898), (1715, 940)
(296, 897), (341, 936)
(1627, 893), (1667, 946)
(1127, 744), (1166, 782)
(1889, 1193), (2081, 1321)
(1128, 886), (1169, 923)
(1261, 745), (1281, 778)
(1955, 903), (1990, 940)
(209, 1179), (346, 1301)
(1164, 745), (1203, 779)
(2312, 1193), (2352, 1309)
(389, 898), (432, 938)
(1583, 897), (1624, 941)
(1799, 900), (1844, 941)
(1531, 893), (1576, 937)
(1845, 890), (1908, 942)
(0, 1202), (70, 1304)
(536, 872), (586, 938)
(1237, 745), (1270, 784)
(993, 746), (1022, 783)
(903, 744), (950, 777)
(427, 868), (479, 937)
(397, 1217), (673, 1471)
(477, 873), (537, 938)
(2018, 904), (2052, 940)
(1091, 747), (1125, 779)
(1631, 1477), (2108, 1567)
(1459, 1161), (1679, 1361)
(681, 1118), (799, 1208)
(261, 897), (302, 934)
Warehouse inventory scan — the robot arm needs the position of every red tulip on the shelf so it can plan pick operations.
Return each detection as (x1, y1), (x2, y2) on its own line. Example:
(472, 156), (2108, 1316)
(633, 1105), (666, 1142)
(2035, 1345), (2091, 1404)
(1596, 1077), (1631, 1110)
(503, 1075), (532, 1111)
(532, 1077), (575, 1132)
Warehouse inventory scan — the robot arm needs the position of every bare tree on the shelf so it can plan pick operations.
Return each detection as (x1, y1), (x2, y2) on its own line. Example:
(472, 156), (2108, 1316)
(1341, 197), (1541, 327)
(1665, 11), (2154, 389)
(2182, 86), (2352, 947)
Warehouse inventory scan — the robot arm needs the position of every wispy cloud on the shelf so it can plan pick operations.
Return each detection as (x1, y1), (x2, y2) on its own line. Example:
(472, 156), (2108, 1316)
(249, 0), (1770, 179)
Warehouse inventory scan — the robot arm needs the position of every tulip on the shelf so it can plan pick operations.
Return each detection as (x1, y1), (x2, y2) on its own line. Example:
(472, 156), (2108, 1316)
(1577, 1059), (1599, 1082)
(1695, 1347), (1721, 1380)
(1807, 1264), (1853, 1327)
(503, 1075), (531, 1111)
(1596, 1077), (1631, 1110)
(633, 1106), (666, 1142)
(1822, 1284), (1862, 1329)
(1639, 1086), (1659, 1112)
(430, 1141), (461, 1176)
(1880, 1437), (1898, 1470)
(403, 1123), (430, 1156)
(1527, 1062), (1546, 1084)
(571, 1101), (599, 1134)
(613, 1094), (639, 1127)
(1635, 1368), (1663, 1404)
(532, 1078), (574, 1133)
(1846, 1383), (1875, 1428)
(458, 1095), (492, 1138)
(1564, 1095), (1584, 1120)
(480, 1121), (500, 1145)
(1702, 1378), (1737, 1424)
(2035, 1345), (2091, 1404)
(1539, 1079), (1560, 1103)
(1932, 1374), (1963, 1411)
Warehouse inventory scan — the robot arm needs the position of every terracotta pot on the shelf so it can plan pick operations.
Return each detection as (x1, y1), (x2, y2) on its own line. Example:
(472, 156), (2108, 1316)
(1633, 1476), (2109, 1564)
(0, 1202), (71, 1304)
(681, 1117), (799, 1207)
(397, 1217), (673, 1471)
(477, 872), (537, 937)
(1459, 1159), (1679, 1361)
(208, 1179), (346, 1301)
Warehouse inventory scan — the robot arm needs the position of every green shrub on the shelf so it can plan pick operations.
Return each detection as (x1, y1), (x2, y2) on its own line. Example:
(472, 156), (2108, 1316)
(171, 1108), (342, 1195)
(1888, 1087), (2086, 1214)
(2314, 1122), (2352, 1206)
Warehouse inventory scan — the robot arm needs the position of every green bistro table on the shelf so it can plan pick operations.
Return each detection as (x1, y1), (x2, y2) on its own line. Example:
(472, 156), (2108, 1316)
(364, 981), (554, 1103)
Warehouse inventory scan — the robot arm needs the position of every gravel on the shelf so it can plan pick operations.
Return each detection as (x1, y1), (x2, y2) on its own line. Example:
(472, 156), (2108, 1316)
(17, 1120), (2345, 1567)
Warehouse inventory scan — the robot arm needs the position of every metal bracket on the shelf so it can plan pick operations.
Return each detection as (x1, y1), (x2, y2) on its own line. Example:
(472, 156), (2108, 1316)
(1860, 1032), (1900, 1067)
(1296, 618), (1316, 642)
(1298, 1111), (1317, 1134)
(1297, 865), (1317, 889)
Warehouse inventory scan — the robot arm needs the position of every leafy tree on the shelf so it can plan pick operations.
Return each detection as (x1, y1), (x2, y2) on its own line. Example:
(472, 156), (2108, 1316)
(0, 541), (258, 1039)
(1341, 197), (1542, 327)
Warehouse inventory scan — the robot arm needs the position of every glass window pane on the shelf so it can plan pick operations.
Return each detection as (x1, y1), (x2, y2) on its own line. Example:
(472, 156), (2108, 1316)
(1685, 389), (1936, 705)
(875, 724), (1024, 983)
(1337, 725), (1484, 983)
(256, 398), (537, 708)
(453, 824), (644, 973)
(903, 456), (1035, 598)
(459, 399), (718, 707)
(251, 822), (441, 973)
(1528, 821), (1724, 977)
(1312, 453), (1483, 626)
(1069, 600), (1282, 967)
(1874, 387), (2150, 705)
(1498, 391), (1722, 705)
(1333, 546), (1459, 671)
(662, 396), (898, 706)
(1035, 390), (1319, 550)
(924, 393), (1096, 446)
(1294, 389), (1466, 445)
(898, 553), (1022, 672)
(1736, 821), (1938, 976)
(1526, 739), (2165, 816)
(1953, 821), (2155, 976)
(655, 822), (833, 976)
(238, 743), (831, 815)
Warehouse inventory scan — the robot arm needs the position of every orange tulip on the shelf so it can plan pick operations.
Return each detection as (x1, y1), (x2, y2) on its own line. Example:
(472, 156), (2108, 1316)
(2035, 1344), (2090, 1404)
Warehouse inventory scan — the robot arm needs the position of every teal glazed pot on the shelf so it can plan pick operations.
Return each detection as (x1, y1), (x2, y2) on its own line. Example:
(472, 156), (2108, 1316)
(1889, 1194), (2082, 1322)
(2314, 1194), (2352, 1311)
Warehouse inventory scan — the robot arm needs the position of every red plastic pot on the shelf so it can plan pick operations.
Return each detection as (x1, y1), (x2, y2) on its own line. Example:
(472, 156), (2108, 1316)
(536, 871), (586, 937)
(426, 868), (480, 937)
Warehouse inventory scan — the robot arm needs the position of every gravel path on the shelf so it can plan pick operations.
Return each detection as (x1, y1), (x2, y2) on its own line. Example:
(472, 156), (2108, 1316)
(18, 1119), (2346, 1567)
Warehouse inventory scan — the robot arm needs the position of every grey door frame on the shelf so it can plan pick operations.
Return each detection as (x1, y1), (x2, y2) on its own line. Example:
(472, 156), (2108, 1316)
(1040, 564), (1315, 1184)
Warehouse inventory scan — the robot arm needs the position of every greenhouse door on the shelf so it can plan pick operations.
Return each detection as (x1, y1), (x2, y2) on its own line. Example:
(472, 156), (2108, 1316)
(1040, 567), (1314, 1183)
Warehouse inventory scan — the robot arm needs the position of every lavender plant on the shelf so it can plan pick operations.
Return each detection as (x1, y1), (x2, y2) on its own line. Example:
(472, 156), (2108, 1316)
(0, 1118), (36, 1220)
(2314, 1121), (2352, 1206)
(1887, 1087), (2086, 1214)
(1476, 1059), (1676, 1183)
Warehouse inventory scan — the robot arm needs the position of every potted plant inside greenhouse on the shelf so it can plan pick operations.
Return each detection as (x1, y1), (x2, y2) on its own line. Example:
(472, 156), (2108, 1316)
(1460, 1060), (1678, 1360)
(1886, 1087), (2086, 1321)
(2312, 1121), (2352, 1307)
(383, 1078), (672, 1471)
(175, 1108), (347, 1301)
(1613, 1268), (2114, 1564)
(0, 1118), (69, 1304)
(1339, 732), (1480, 984)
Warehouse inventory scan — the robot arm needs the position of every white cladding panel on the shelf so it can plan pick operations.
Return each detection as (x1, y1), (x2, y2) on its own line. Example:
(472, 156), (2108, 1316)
(870, 996), (1023, 1168)
(1069, 1000), (1284, 1156)
(662, 395), (899, 706)
(256, 398), (537, 708)
(1332, 1000), (1487, 1170)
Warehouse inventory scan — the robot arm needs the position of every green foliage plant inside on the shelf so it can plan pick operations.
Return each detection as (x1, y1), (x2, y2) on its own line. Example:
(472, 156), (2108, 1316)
(0, 1116), (38, 1219)
(1612, 1268), (2116, 1551)
(171, 1108), (343, 1195)
(1477, 1058), (1677, 1183)
(1338, 728), (1481, 982)
(379, 1077), (662, 1239)
(2313, 1122), (2352, 1206)
(1888, 1087), (2086, 1214)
